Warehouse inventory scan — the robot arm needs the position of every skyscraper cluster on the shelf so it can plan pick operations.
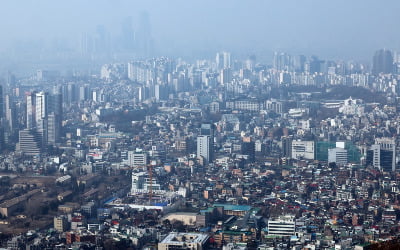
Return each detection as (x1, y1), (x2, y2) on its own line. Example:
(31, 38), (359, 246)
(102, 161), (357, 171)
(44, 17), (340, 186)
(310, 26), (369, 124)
(2, 47), (400, 248)
(19, 91), (62, 155)
(80, 13), (154, 60)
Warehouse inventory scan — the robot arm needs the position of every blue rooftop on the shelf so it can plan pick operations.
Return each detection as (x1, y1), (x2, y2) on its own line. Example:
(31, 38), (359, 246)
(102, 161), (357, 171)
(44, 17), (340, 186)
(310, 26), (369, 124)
(104, 197), (118, 204)
(213, 203), (252, 211)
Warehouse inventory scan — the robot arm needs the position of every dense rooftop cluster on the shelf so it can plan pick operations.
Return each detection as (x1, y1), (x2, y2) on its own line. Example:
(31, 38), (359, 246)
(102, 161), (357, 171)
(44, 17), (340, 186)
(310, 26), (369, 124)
(1, 50), (400, 249)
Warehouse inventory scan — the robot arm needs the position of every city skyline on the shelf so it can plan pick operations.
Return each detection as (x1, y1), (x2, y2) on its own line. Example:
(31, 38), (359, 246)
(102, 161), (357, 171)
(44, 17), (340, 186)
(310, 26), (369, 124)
(0, 0), (399, 66)
(2, 2), (400, 249)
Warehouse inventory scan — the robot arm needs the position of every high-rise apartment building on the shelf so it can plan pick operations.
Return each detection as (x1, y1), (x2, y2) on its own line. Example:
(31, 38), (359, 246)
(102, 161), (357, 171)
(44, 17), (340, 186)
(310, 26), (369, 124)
(273, 52), (291, 71)
(197, 123), (214, 164)
(216, 51), (231, 70)
(220, 68), (232, 84)
(197, 135), (212, 164)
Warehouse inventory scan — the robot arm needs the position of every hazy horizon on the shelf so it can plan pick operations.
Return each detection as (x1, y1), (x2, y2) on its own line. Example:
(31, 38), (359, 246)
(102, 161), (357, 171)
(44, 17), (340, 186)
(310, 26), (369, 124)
(0, 0), (399, 65)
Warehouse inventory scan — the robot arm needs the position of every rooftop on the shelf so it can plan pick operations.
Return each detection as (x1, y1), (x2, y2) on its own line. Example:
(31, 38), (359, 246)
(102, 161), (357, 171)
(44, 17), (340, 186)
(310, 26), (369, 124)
(160, 232), (209, 244)
(213, 203), (252, 212)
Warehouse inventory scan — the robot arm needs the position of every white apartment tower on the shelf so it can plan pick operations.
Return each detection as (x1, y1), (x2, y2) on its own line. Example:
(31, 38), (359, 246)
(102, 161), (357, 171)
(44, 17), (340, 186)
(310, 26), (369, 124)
(197, 135), (212, 164)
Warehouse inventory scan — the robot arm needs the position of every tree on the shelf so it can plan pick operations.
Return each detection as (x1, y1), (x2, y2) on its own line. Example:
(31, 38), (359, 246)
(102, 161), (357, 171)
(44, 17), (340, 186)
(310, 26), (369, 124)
(172, 220), (185, 232)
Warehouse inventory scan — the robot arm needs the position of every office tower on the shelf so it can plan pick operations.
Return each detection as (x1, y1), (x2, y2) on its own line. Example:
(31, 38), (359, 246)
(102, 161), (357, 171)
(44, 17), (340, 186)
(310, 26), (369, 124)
(197, 135), (212, 164)
(35, 91), (48, 133)
(80, 32), (93, 56)
(120, 16), (135, 52)
(200, 123), (214, 137)
(306, 56), (323, 74)
(18, 129), (42, 156)
(4, 94), (17, 148)
(25, 91), (62, 148)
(328, 148), (348, 165)
(49, 93), (62, 117)
(267, 215), (296, 237)
(366, 138), (396, 172)
(291, 140), (315, 160)
(127, 149), (148, 167)
(47, 113), (58, 146)
(26, 92), (36, 129)
(49, 93), (62, 145)
(241, 138), (255, 163)
(47, 93), (62, 146)
(5, 95), (16, 131)
(216, 51), (231, 70)
(281, 137), (293, 158)
(201, 123), (215, 160)
(0, 85), (3, 120)
(372, 49), (394, 75)
(34, 91), (49, 148)
(94, 24), (109, 55)
(0, 85), (4, 150)
(137, 11), (153, 57)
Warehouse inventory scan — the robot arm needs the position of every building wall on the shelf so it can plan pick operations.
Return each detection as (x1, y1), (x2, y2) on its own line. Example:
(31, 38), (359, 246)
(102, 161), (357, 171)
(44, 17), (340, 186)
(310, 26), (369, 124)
(197, 135), (211, 163)
(328, 148), (348, 165)
(267, 216), (296, 237)
(291, 141), (314, 160)
(162, 213), (198, 226)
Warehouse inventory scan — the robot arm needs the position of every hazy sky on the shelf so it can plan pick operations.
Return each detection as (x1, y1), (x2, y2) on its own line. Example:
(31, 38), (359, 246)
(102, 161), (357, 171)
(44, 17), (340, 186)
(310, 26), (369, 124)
(0, 0), (399, 61)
